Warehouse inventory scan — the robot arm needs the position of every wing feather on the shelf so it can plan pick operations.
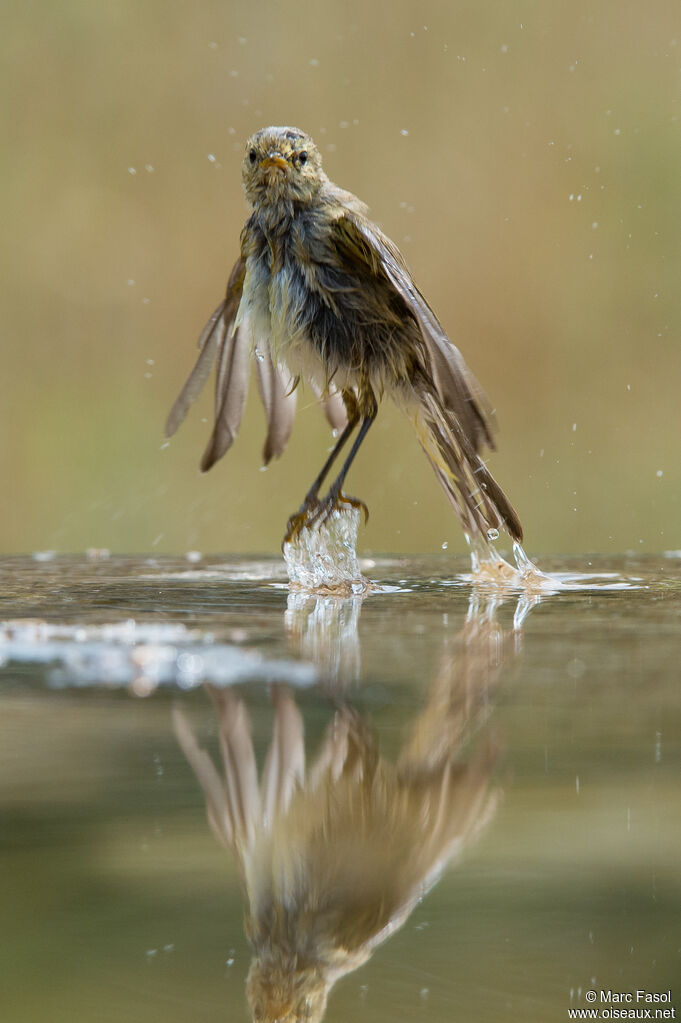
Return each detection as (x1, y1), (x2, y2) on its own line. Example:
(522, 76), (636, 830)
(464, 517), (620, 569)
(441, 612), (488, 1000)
(165, 302), (226, 438)
(165, 256), (247, 460)
(199, 319), (250, 472)
(254, 349), (298, 465)
(333, 209), (496, 453)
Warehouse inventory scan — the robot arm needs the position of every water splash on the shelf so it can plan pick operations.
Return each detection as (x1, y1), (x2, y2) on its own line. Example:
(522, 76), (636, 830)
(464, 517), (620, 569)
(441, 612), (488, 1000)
(466, 536), (562, 592)
(463, 536), (641, 596)
(283, 506), (372, 595)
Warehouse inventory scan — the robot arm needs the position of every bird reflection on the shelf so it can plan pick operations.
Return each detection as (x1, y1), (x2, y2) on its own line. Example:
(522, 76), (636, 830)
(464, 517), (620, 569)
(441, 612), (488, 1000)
(174, 596), (512, 1023)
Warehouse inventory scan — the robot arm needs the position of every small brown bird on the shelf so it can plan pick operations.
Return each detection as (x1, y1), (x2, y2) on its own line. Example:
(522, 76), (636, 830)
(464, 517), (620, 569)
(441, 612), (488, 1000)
(166, 126), (522, 545)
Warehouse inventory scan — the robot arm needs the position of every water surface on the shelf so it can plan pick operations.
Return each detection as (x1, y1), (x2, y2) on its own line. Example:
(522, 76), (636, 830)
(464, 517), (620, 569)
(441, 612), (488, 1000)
(1, 554), (679, 1021)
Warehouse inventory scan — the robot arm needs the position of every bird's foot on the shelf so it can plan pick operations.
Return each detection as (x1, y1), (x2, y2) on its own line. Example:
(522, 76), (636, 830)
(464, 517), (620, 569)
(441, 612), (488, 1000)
(284, 494), (321, 545)
(283, 490), (369, 546)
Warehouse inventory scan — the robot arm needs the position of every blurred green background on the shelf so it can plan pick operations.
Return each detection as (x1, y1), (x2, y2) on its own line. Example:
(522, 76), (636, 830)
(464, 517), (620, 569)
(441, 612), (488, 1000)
(2, 0), (679, 556)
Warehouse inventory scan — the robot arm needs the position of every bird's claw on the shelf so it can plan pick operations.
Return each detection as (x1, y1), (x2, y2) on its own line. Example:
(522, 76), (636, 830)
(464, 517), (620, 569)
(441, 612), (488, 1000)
(283, 496), (320, 545)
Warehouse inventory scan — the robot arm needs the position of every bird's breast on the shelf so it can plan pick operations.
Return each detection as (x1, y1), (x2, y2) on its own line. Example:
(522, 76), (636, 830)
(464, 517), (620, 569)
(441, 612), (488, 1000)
(240, 245), (320, 375)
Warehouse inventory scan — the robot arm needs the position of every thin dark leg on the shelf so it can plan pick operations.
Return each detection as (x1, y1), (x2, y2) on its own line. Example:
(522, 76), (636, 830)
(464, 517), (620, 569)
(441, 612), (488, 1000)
(303, 413), (359, 501)
(284, 411), (359, 543)
(283, 393), (376, 544)
(302, 412), (377, 532)
(326, 413), (376, 496)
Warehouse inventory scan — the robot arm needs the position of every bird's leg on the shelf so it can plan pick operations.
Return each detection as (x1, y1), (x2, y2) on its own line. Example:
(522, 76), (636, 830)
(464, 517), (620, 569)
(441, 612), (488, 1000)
(284, 393), (359, 543)
(306, 410), (376, 531)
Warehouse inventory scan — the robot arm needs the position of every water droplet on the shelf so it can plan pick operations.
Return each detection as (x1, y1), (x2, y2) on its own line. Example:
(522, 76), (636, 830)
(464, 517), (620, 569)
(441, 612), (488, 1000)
(441, 541), (448, 550)
(486, 528), (500, 541)
(254, 347), (265, 362)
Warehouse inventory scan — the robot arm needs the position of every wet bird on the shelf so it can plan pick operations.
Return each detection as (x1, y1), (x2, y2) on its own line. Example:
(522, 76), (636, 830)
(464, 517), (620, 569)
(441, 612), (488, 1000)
(166, 126), (522, 545)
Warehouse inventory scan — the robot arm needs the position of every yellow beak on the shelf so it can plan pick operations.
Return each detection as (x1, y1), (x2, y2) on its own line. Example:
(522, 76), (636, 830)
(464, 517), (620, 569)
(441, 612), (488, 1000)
(260, 154), (288, 171)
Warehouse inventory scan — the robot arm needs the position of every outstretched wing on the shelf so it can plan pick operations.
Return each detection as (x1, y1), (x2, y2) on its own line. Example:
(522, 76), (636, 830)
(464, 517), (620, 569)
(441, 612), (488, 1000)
(166, 253), (348, 472)
(165, 257), (246, 443)
(331, 206), (497, 454)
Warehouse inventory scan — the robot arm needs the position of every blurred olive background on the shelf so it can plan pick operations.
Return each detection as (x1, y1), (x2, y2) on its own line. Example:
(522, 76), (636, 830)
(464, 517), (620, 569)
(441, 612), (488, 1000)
(2, 0), (680, 556)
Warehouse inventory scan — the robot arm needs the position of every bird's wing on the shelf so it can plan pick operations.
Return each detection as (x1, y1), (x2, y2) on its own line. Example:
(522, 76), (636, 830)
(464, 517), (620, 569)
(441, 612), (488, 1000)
(166, 250), (344, 472)
(254, 348), (298, 465)
(332, 209), (497, 454)
(165, 257), (246, 443)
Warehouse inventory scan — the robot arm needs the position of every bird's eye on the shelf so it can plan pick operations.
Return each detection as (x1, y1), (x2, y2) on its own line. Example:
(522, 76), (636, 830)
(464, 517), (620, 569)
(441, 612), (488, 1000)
(298, 151), (307, 165)
(249, 148), (257, 164)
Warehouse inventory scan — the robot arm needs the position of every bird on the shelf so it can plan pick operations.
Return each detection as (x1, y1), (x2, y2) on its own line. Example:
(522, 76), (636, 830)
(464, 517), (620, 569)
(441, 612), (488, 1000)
(165, 125), (523, 547)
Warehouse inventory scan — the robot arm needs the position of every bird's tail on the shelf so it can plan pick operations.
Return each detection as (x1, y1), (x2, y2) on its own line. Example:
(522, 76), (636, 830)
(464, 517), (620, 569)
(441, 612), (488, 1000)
(412, 386), (523, 544)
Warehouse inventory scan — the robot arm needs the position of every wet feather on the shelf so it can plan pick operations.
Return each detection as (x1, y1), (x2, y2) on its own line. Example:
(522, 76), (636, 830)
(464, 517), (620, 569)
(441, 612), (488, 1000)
(254, 349), (298, 465)
(164, 302), (225, 437)
(200, 319), (251, 472)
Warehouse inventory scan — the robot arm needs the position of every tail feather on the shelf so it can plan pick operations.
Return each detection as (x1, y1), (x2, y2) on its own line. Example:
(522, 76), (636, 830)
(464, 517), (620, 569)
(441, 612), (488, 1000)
(414, 389), (523, 544)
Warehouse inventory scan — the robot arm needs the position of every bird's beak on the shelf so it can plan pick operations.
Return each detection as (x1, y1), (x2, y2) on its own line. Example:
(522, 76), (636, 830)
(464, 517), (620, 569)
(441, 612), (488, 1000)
(260, 153), (288, 172)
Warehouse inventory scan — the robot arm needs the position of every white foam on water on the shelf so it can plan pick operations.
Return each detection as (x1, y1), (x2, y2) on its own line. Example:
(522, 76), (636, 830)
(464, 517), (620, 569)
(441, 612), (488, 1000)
(0, 619), (316, 693)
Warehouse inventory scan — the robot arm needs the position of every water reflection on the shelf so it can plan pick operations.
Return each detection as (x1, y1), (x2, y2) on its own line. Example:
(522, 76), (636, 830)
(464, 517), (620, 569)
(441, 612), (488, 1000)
(175, 596), (515, 1022)
(284, 591), (363, 685)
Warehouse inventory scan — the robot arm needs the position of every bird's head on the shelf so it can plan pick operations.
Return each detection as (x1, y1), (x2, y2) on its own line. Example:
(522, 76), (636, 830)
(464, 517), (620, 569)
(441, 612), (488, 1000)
(242, 126), (324, 207)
